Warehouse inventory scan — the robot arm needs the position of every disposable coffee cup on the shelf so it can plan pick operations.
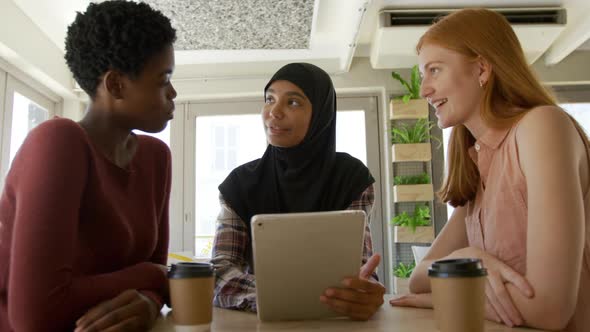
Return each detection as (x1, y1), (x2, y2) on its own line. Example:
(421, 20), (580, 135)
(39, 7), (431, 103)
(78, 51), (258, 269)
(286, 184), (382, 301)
(428, 258), (487, 332)
(168, 262), (215, 329)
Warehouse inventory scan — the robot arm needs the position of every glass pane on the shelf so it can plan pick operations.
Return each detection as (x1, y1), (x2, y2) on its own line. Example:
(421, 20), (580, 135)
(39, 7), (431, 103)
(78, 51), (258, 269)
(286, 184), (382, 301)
(336, 111), (367, 165)
(227, 127), (237, 147)
(561, 103), (590, 136)
(227, 148), (237, 169)
(214, 149), (225, 170)
(214, 126), (225, 146)
(9, 92), (49, 165)
(195, 114), (266, 257)
(442, 127), (454, 218)
(134, 122), (170, 147)
(195, 236), (215, 258)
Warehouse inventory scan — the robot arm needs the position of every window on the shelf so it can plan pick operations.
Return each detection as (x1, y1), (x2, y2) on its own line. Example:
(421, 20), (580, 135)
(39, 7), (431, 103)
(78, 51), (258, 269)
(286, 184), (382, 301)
(561, 103), (590, 136)
(442, 127), (454, 218)
(184, 97), (383, 264)
(555, 85), (590, 147)
(193, 114), (266, 257)
(336, 111), (367, 164)
(9, 92), (49, 163)
(1, 74), (56, 185)
(212, 125), (238, 172)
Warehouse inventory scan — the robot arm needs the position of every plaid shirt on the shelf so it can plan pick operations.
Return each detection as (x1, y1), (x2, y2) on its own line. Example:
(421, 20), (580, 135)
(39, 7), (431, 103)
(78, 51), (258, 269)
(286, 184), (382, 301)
(211, 184), (377, 312)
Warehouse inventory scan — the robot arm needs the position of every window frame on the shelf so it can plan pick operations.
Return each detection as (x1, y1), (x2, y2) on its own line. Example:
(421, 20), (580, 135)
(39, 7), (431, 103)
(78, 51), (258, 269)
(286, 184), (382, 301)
(0, 69), (6, 170)
(183, 98), (266, 252)
(168, 102), (187, 253)
(337, 95), (385, 282)
(0, 74), (57, 187)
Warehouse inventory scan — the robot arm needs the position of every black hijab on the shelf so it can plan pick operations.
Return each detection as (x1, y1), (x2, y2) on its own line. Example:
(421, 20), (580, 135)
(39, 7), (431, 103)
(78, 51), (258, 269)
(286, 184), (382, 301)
(219, 63), (374, 231)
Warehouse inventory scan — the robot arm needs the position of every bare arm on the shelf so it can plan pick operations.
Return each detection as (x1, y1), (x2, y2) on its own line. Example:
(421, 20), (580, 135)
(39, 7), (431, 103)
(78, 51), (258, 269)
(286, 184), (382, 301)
(409, 205), (469, 293)
(505, 106), (587, 330)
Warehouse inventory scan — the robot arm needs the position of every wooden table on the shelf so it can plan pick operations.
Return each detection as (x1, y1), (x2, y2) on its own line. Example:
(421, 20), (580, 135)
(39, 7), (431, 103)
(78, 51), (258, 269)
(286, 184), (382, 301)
(151, 295), (547, 332)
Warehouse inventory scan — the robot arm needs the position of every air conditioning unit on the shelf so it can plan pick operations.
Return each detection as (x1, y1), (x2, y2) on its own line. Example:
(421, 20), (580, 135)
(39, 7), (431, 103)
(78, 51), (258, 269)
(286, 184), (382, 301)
(370, 7), (566, 69)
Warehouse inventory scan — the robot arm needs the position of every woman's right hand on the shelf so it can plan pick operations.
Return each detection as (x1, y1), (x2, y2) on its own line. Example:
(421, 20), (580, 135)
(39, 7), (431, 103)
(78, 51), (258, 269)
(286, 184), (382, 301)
(74, 289), (159, 332)
(449, 247), (534, 327)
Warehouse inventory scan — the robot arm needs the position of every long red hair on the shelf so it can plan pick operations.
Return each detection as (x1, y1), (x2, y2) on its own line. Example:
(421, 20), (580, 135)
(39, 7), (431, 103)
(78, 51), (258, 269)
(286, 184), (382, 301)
(417, 8), (587, 207)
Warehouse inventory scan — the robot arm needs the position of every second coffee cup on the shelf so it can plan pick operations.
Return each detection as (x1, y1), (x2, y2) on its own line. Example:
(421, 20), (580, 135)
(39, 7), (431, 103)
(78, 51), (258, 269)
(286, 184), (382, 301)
(168, 262), (215, 327)
(428, 258), (487, 332)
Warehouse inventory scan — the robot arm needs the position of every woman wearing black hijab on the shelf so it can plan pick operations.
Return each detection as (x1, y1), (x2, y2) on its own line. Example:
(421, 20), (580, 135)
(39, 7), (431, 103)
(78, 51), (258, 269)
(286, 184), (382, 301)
(211, 63), (385, 320)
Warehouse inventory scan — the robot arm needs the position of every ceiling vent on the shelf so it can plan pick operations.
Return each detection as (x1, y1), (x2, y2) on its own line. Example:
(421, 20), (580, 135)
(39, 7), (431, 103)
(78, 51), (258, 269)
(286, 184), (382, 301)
(370, 7), (567, 69)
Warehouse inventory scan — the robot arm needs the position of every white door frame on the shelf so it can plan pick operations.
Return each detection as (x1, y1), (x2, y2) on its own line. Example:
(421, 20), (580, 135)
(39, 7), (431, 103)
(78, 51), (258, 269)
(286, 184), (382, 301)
(337, 95), (385, 283)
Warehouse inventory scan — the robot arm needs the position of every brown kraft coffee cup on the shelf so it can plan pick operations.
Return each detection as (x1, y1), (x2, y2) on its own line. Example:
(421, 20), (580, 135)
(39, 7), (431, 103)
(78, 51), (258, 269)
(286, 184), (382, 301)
(168, 262), (215, 326)
(428, 258), (488, 332)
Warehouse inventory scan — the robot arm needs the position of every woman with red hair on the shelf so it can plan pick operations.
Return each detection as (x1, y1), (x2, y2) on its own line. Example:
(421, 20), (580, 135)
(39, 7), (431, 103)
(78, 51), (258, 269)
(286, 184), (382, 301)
(390, 8), (590, 332)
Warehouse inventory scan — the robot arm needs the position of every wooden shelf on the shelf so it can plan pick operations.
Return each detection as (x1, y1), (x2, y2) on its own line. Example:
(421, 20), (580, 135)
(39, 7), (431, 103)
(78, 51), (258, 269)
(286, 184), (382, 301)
(394, 225), (434, 243)
(393, 184), (434, 203)
(390, 99), (429, 120)
(393, 277), (410, 295)
(392, 143), (432, 162)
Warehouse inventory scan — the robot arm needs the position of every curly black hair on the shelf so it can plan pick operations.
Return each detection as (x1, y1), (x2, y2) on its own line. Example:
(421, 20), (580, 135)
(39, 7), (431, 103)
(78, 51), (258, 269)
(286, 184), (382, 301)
(64, 0), (176, 98)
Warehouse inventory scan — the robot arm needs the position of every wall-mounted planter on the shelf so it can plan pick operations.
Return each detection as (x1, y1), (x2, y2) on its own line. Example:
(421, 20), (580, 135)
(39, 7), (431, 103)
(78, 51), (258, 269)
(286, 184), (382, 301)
(393, 184), (434, 203)
(392, 143), (432, 162)
(394, 225), (434, 243)
(390, 99), (429, 120)
(393, 276), (410, 295)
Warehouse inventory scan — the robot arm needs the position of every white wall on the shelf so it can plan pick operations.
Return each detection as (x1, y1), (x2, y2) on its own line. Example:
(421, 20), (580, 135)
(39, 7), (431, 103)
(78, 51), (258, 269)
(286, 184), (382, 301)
(172, 57), (407, 102)
(62, 98), (84, 120)
(0, 0), (75, 101)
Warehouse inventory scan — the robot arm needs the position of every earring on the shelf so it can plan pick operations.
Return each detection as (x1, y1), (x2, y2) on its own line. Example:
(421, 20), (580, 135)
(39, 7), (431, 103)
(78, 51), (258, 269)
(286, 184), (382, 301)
(479, 80), (485, 88)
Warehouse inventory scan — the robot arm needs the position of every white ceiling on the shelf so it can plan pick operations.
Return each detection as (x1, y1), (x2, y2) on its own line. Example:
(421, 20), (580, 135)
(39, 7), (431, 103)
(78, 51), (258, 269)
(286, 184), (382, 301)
(10, 0), (367, 77)
(142, 0), (315, 50)
(7, 0), (590, 80)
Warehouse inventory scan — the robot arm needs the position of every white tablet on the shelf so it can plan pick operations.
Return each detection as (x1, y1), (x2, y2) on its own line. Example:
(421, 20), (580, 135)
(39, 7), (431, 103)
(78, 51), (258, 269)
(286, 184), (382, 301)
(251, 210), (366, 321)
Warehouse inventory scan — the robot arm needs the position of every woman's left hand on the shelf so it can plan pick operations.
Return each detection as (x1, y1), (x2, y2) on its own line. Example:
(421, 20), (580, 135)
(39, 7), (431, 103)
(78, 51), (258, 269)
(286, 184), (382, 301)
(74, 289), (159, 332)
(320, 254), (386, 320)
(389, 291), (505, 324)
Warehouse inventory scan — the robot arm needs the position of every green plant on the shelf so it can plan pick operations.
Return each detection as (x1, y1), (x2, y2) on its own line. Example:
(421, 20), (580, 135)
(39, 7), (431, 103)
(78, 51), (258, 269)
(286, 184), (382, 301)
(393, 261), (415, 278)
(391, 65), (421, 104)
(391, 204), (431, 232)
(414, 204), (431, 222)
(391, 118), (437, 144)
(394, 173), (431, 185)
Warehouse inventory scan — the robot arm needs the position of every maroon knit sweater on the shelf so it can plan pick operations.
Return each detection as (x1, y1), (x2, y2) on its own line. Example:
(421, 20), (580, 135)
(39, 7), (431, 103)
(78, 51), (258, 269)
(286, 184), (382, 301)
(0, 118), (170, 331)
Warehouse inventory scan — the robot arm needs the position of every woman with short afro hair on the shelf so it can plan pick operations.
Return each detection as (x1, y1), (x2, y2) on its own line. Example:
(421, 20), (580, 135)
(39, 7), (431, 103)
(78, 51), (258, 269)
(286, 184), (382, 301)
(0, 1), (177, 331)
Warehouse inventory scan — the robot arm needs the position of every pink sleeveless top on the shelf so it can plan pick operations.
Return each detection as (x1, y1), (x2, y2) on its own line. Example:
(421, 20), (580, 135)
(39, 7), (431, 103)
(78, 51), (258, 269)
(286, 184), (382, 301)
(464, 116), (590, 331)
